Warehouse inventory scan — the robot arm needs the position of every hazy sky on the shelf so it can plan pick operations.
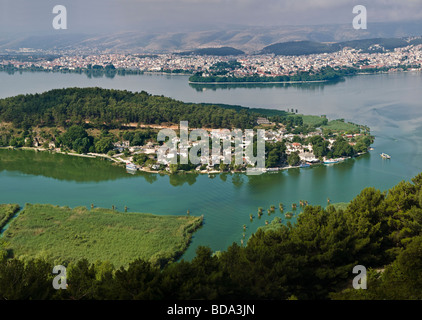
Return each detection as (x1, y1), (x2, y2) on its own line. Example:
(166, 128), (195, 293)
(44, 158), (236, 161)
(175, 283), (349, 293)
(1, 0), (421, 36)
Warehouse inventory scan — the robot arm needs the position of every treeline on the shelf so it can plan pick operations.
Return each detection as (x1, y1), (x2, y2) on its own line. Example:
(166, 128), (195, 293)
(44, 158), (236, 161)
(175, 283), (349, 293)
(0, 87), (265, 130)
(189, 67), (357, 83)
(0, 64), (144, 78)
(1, 173), (422, 300)
(308, 135), (373, 158)
(263, 134), (372, 168)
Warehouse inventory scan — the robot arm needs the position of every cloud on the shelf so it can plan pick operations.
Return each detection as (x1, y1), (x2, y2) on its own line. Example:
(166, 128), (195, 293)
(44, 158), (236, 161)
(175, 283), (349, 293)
(0, 0), (421, 36)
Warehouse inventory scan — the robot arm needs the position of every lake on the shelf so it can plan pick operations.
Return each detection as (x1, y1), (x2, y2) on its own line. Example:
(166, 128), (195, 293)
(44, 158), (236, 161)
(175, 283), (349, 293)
(1, 70), (421, 260)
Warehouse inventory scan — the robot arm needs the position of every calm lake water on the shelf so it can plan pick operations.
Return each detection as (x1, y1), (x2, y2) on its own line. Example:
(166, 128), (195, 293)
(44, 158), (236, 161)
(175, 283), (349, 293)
(1, 70), (422, 260)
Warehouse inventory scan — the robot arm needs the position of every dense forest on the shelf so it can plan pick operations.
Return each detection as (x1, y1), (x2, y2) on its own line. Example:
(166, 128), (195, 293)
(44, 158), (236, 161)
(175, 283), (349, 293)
(0, 87), (286, 130)
(1, 173), (421, 300)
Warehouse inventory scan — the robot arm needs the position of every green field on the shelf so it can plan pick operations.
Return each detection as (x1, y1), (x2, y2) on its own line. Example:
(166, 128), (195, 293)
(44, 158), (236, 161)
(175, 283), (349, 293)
(3, 204), (202, 267)
(301, 115), (328, 127)
(322, 120), (361, 133)
(301, 115), (361, 133)
(0, 204), (20, 230)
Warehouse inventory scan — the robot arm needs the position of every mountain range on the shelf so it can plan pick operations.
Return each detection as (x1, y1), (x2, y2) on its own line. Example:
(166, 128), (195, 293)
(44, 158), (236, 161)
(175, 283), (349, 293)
(1, 21), (421, 54)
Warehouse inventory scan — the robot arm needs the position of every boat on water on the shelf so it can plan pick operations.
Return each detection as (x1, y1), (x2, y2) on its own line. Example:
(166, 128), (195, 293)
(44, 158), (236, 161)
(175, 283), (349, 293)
(299, 163), (311, 168)
(126, 162), (137, 171)
(380, 153), (391, 159)
(324, 159), (340, 164)
(324, 157), (346, 165)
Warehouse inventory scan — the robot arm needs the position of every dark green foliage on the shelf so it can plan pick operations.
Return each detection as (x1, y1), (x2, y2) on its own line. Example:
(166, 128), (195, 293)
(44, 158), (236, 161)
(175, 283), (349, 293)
(354, 136), (372, 153)
(132, 153), (149, 166)
(190, 66), (350, 83)
(265, 141), (286, 168)
(0, 87), (261, 130)
(112, 259), (163, 300)
(331, 235), (422, 300)
(94, 137), (114, 154)
(287, 152), (301, 166)
(309, 135), (370, 159)
(330, 136), (354, 158)
(0, 258), (55, 300)
(57, 125), (93, 154)
(122, 129), (155, 146)
(308, 135), (329, 158)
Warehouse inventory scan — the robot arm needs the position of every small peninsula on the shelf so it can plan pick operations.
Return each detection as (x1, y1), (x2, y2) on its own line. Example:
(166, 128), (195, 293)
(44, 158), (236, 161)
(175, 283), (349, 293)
(0, 87), (373, 174)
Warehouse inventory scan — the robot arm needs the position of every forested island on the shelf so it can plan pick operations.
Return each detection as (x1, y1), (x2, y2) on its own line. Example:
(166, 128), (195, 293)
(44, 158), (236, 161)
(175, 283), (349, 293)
(188, 64), (419, 84)
(1, 173), (422, 299)
(0, 87), (373, 174)
(189, 66), (357, 83)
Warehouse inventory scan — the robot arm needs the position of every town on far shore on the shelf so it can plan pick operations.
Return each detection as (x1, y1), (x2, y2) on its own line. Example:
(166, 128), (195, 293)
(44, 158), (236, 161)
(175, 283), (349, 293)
(1, 37), (421, 85)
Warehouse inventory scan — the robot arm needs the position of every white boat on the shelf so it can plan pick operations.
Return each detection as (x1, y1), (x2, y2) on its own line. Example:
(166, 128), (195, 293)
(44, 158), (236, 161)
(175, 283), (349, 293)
(324, 157), (346, 164)
(126, 162), (137, 171)
(324, 159), (339, 164)
(380, 153), (391, 159)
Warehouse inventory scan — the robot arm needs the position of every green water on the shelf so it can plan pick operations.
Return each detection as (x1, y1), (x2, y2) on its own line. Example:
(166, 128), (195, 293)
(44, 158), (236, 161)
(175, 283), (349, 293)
(0, 71), (421, 260)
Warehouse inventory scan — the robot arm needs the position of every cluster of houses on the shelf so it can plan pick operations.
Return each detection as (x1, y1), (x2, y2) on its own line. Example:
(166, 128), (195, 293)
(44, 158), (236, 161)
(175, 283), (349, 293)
(27, 118), (363, 174)
(6, 42), (421, 79)
(112, 121), (364, 173)
(265, 128), (321, 163)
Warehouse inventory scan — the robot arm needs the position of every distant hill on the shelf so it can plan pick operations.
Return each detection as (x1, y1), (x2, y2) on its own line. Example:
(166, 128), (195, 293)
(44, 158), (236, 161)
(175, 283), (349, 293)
(261, 41), (336, 56)
(1, 21), (421, 53)
(338, 38), (410, 52)
(178, 47), (245, 56)
(260, 37), (419, 56)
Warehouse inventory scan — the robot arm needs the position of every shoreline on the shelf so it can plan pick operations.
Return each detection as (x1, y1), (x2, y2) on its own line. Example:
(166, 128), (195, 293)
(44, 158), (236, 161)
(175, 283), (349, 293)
(0, 146), (369, 176)
(188, 80), (330, 84)
(188, 69), (422, 85)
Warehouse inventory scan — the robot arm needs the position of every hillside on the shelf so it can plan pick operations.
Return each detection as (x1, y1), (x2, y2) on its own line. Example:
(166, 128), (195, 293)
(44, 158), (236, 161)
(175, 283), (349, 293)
(1, 21), (421, 53)
(261, 40), (336, 56)
(260, 37), (417, 56)
(178, 47), (245, 56)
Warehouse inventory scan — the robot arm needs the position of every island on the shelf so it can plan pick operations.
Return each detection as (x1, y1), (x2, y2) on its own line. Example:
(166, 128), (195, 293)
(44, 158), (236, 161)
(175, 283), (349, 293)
(188, 66), (357, 83)
(0, 87), (373, 175)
